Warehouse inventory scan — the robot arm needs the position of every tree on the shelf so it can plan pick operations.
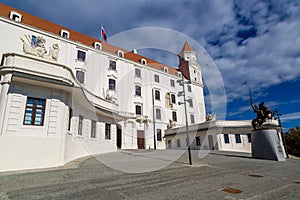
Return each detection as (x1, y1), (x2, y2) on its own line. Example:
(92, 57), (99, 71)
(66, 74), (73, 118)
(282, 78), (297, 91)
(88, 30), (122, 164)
(285, 126), (300, 157)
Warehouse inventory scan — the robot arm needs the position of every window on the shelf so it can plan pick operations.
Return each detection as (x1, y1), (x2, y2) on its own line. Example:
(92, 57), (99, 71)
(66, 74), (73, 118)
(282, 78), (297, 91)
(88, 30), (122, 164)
(78, 115), (83, 135)
(177, 72), (182, 77)
(224, 134), (230, 144)
(135, 105), (142, 115)
(167, 140), (172, 148)
(60, 29), (70, 38)
(170, 94), (176, 104)
(109, 60), (116, 70)
(10, 11), (22, 22)
(235, 134), (241, 143)
(154, 74), (159, 83)
(188, 99), (193, 107)
(91, 120), (96, 138)
(135, 68), (141, 78)
(141, 58), (147, 65)
(196, 136), (201, 146)
(23, 97), (46, 126)
(77, 50), (86, 62)
(187, 85), (192, 92)
(163, 67), (168, 73)
(105, 123), (111, 140)
(177, 139), (181, 148)
(247, 133), (251, 143)
(109, 79), (116, 90)
(170, 79), (175, 87)
(155, 90), (160, 100)
(157, 129), (162, 141)
(155, 108), (161, 120)
(68, 108), (73, 131)
(135, 85), (141, 96)
(94, 42), (101, 50)
(190, 114), (195, 124)
(76, 71), (85, 84)
(117, 50), (124, 57)
(172, 111), (177, 122)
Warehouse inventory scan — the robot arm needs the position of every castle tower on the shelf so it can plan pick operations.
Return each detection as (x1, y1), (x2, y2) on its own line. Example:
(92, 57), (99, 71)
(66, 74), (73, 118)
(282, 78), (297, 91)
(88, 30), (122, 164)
(178, 41), (203, 86)
(178, 41), (206, 122)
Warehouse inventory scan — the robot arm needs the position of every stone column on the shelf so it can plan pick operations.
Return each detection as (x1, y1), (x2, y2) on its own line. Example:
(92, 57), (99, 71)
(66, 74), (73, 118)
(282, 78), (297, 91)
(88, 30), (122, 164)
(0, 73), (12, 135)
(251, 129), (286, 161)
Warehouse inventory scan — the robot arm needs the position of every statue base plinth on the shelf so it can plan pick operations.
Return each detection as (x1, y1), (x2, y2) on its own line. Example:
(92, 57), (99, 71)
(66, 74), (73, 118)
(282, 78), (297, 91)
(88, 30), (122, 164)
(251, 129), (286, 161)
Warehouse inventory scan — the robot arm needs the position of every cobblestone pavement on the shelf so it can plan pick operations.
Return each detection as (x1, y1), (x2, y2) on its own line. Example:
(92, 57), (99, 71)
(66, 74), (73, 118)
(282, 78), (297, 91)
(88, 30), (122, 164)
(0, 150), (300, 200)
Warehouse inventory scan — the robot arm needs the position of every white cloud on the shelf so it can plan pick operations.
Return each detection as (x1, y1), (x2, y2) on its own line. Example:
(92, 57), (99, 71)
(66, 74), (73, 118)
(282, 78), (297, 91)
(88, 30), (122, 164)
(281, 112), (300, 121)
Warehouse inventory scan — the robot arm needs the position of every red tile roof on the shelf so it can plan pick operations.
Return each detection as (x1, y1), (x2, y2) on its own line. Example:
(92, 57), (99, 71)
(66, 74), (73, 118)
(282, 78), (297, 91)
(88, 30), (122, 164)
(0, 3), (181, 77)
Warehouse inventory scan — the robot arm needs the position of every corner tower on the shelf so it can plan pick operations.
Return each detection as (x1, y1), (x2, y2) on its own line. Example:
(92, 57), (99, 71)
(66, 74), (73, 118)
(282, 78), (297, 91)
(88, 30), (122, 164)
(178, 41), (206, 122)
(178, 41), (203, 86)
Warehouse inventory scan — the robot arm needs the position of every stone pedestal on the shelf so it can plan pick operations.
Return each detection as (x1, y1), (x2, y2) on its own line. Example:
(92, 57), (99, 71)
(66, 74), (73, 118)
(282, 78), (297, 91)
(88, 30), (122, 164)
(251, 129), (286, 161)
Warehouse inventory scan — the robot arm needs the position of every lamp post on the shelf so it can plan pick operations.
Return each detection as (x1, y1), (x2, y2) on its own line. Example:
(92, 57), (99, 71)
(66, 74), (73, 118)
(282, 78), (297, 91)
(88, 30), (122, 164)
(152, 88), (157, 149)
(177, 77), (192, 165)
(274, 108), (289, 158)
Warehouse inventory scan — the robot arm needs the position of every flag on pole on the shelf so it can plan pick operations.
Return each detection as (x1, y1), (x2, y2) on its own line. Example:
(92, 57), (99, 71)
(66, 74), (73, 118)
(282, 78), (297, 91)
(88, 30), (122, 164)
(101, 25), (107, 42)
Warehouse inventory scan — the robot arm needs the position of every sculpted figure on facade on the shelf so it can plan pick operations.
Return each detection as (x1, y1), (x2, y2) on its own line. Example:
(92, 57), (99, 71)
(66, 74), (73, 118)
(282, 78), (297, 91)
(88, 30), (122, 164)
(167, 119), (176, 129)
(20, 34), (59, 61)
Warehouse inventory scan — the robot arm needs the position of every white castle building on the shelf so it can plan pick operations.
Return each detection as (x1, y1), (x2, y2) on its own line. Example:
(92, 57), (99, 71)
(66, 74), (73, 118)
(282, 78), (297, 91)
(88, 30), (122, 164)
(0, 4), (286, 172)
(0, 4), (208, 171)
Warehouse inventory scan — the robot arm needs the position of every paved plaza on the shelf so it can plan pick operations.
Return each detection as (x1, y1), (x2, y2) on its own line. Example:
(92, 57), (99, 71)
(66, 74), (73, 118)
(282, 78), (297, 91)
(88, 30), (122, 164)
(0, 150), (300, 199)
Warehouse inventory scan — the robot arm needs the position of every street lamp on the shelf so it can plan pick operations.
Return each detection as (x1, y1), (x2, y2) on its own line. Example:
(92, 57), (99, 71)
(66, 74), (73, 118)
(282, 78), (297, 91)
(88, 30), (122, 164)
(177, 77), (192, 165)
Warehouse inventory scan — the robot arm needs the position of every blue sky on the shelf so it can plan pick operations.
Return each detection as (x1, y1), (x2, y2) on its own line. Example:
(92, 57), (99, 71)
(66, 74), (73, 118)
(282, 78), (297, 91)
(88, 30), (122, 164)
(2, 0), (300, 130)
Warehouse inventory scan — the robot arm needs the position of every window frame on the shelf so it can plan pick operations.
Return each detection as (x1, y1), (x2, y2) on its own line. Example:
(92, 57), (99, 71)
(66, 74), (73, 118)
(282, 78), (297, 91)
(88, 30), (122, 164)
(23, 97), (46, 126)
(155, 108), (161, 120)
(135, 105), (142, 115)
(235, 134), (242, 143)
(10, 11), (22, 22)
(109, 79), (116, 91)
(77, 50), (86, 62)
(172, 111), (177, 122)
(105, 123), (111, 140)
(157, 129), (162, 141)
(154, 90), (160, 100)
(76, 70), (85, 84)
(154, 74), (160, 83)
(94, 42), (102, 50)
(190, 114), (195, 124)
(170, 94), (176, 104)
(109, 60), (117, 71)
(170, 79), (175, 87)
(224, 134), (230, 144)
(78, 115), (83, 136)
(135, 85), (142, 96)
(60, 29), (70, 38)
(91, 120), (97, 138)
(135, 68), (141, 78)
(187, 85), (192, 92)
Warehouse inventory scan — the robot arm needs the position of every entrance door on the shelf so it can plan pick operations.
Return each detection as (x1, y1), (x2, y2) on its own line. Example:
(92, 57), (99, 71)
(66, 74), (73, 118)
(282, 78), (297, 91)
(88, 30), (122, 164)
(137, 130), (145, 149)
(117, 125), (122, 149)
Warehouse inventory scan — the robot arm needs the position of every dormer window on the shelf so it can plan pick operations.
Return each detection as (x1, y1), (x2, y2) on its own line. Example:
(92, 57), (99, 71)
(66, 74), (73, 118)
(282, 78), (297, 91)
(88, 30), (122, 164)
(117, 50), (124, 57)
(60, 29), (70, 38)
(141, 58), (147, 65)
(94, 42), (102, 50)
(163, 67), (169, 73)
(177, 72), (182, 77)
(10, 11), (22, 22)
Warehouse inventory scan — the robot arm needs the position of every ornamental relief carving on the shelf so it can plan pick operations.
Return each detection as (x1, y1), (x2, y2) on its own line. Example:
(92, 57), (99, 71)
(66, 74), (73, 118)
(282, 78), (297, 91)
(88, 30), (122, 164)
(20, 34), (60, 61)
